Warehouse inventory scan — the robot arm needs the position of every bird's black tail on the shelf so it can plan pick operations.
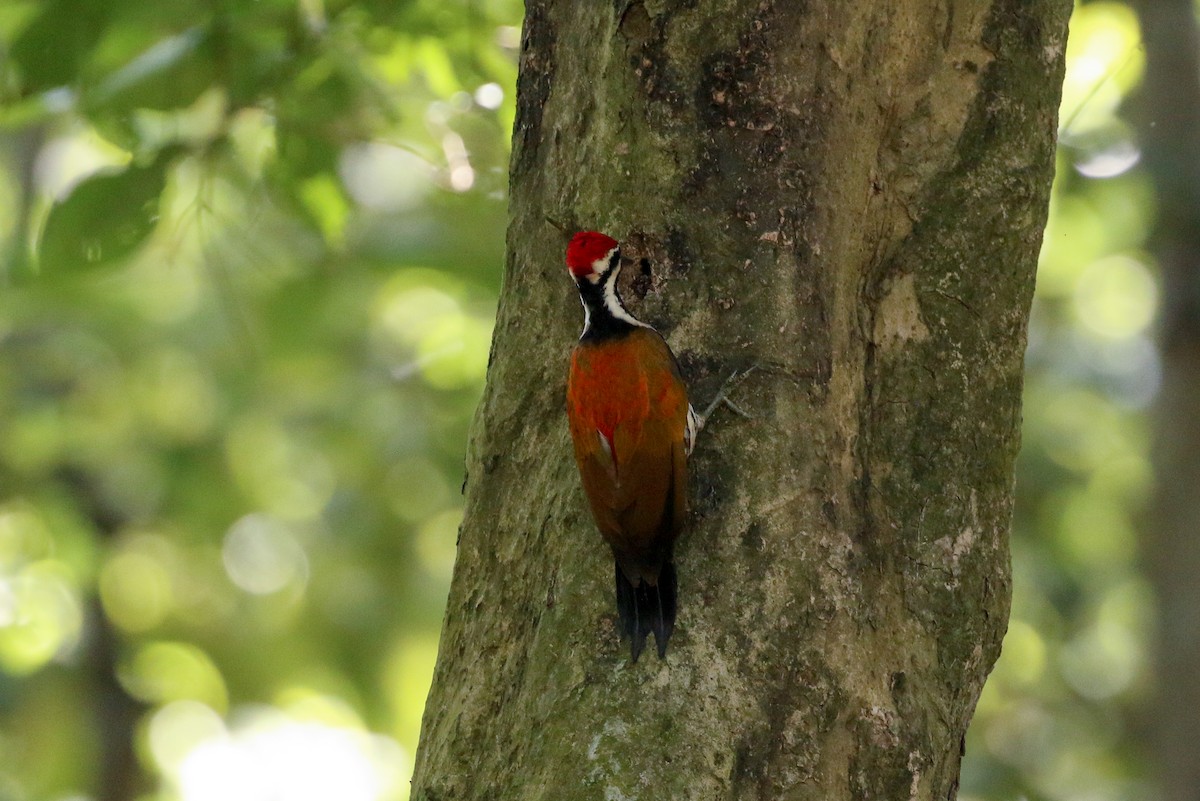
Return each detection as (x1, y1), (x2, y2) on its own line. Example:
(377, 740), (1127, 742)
(614, 558), (677, 662)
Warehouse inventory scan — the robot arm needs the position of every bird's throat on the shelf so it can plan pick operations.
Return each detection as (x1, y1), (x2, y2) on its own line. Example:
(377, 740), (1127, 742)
(578, 268), (648, 341)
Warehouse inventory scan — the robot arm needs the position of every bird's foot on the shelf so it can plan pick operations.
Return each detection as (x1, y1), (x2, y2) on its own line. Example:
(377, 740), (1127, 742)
(695, 366), (757, 432)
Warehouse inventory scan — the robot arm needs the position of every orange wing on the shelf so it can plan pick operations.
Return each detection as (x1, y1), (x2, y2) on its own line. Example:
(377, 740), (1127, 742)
(567, 328), (689, 583)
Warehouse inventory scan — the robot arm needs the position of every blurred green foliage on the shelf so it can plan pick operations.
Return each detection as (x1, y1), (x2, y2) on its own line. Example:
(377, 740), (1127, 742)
(0, 1), (1162, 800)
(964, 4), (1155, 801)
(0, 0), (516, 798)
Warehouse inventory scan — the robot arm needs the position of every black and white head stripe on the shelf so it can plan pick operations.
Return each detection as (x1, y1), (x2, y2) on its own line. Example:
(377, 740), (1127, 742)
(576, 247), (650, 337)
(582, 246), (620, 282)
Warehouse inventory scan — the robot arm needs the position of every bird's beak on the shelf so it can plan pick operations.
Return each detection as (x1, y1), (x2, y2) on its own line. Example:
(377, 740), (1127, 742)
(619, 256), (635, 270)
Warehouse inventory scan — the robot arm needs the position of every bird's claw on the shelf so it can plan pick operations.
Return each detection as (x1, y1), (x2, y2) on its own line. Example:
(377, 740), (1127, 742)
(696, 366), (757, 431)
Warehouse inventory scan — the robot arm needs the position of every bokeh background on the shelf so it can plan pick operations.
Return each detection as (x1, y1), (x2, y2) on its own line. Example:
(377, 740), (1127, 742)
(0, 2), (1174, 800)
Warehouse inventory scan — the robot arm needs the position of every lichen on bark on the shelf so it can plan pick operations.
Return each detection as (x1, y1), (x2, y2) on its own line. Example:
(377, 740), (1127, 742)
(412, 1), (1071, 799)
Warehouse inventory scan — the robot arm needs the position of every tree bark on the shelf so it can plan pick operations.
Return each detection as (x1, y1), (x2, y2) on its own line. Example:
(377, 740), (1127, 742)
(411, 2), (1070, 799)
(1130, 3), (1200, 801)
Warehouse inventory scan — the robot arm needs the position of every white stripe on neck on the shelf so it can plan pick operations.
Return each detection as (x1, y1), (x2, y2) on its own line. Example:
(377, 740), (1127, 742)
(577, 248), (653, 338)
(593, 263), (650, 330)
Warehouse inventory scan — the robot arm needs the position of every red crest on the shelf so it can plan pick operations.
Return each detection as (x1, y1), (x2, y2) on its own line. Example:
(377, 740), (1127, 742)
(566, 231), (619, 277)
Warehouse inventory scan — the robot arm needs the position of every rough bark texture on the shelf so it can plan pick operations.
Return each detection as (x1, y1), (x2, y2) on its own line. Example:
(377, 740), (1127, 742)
(1132, 3), (1200, 800)
(412, 2), (1069, 799)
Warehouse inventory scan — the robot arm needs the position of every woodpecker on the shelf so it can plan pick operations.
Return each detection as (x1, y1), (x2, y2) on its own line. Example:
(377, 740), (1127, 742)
(565, 231), (699, 661)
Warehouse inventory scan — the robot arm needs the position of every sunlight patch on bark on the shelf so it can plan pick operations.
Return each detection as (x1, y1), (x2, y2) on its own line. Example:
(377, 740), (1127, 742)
(874, 274), (930, 348)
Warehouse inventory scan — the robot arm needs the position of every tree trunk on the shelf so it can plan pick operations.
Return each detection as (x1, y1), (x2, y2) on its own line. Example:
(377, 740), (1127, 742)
(1131, 3), (1200, 800)
(411, 2), (1070, 799)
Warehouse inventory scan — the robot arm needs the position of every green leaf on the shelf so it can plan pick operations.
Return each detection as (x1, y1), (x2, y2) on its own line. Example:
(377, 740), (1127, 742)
(266, 127), (340, 234)
(9, 0), (109, 92)
(38, 159), (169, 274)
(88, 27), (213, 113)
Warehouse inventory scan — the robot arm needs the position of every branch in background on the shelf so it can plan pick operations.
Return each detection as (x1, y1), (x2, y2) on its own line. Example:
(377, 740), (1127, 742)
(1, 127), (44, 282)
(1130, 3), (1200, 801)
(57, 467), (149, 801)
